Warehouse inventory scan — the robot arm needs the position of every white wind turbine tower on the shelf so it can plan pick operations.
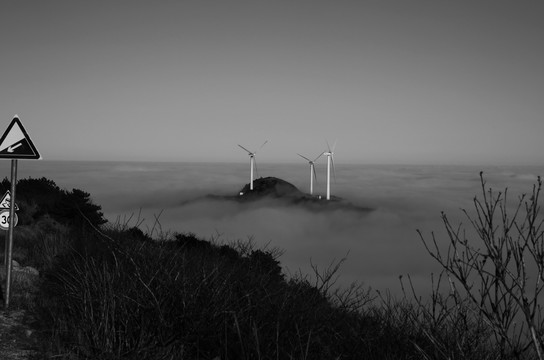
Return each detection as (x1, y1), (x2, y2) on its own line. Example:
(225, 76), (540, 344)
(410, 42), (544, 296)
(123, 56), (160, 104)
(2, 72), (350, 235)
(297, 152), (323, 196)
(323, 141), (336, 200)
(238, 141), (268, 191)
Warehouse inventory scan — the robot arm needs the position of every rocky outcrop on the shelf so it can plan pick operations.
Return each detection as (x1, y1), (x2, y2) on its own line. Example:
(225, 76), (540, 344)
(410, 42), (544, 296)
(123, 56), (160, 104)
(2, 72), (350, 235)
(238, 177), (305, 200)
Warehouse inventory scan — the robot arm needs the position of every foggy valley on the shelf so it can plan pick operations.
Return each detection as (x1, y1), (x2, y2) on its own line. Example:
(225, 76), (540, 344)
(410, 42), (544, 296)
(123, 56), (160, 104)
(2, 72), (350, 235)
(5, 160), (542, 296)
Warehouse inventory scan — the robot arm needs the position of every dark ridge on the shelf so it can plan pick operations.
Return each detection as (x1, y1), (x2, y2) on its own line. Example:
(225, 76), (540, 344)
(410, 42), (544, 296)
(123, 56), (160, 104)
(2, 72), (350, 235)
(238, 176), (304, 200)
(203, 176), (373, 214)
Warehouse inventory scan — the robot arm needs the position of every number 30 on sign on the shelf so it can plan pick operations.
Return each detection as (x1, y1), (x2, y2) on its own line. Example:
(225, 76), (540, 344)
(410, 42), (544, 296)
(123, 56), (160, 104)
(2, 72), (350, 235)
(0, 209), (18, 231)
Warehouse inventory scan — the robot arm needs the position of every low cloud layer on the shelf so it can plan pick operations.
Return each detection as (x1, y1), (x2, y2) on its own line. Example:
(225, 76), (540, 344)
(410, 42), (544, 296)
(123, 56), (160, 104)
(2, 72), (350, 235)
(10, 161), (543, 296)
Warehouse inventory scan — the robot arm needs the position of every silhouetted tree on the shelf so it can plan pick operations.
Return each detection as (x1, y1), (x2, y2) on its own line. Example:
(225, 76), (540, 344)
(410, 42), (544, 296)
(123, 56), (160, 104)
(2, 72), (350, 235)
(1, 177), (106, 229)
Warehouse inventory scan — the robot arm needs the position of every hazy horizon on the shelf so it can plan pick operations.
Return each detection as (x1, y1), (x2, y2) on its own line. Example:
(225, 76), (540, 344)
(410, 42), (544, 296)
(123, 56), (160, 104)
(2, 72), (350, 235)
(7, 157), (542, 167)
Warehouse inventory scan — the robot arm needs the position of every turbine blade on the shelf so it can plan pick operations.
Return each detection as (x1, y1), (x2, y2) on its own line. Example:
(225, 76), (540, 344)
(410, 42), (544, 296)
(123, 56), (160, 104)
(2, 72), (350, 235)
(313, 152), (324, 162)
(331, 139), (337, 153)
(254, 140), (268, 155)
(238, 144), (253, 154)
(312, 164), (318, 182)
(326, 140), (332, 153)
(297, 153), (312, 162)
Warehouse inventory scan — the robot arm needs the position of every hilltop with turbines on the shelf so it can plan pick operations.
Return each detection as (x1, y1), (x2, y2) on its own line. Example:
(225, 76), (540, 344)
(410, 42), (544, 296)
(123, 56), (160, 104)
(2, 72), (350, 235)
(177, 140), (371, 213)
(227, 140), (371, 213)
(237, 140), (337, 199)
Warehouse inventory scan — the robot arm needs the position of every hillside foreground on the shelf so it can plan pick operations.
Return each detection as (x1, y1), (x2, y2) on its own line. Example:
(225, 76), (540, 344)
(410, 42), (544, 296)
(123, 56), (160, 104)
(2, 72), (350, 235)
(1, 266), (40, 359)
(0, 175), (543, 359)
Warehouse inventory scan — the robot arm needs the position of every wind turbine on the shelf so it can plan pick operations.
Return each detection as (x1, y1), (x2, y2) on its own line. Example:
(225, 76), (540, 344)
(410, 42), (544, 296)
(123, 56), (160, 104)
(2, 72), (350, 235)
(323, 140), (336, 200)
(297, 152), (323, 195)
(238, 141), (267, 191)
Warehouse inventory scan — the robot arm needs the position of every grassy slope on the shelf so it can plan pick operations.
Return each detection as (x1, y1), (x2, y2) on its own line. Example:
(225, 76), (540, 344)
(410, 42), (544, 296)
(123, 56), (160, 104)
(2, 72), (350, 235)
(1, 222), (505, 360)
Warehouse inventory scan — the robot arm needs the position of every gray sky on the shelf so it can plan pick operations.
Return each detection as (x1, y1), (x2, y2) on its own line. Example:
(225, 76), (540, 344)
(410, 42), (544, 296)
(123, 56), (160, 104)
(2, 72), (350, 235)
(1, 1), (542, 165)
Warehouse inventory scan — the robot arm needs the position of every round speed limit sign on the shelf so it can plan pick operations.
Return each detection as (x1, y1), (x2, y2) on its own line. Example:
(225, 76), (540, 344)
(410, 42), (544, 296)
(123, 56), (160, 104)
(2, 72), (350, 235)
(0, 209), (18, 231)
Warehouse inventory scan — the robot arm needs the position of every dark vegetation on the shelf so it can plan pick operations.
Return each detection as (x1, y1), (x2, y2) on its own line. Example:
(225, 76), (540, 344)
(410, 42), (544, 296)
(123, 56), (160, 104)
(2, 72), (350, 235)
(0, 175), (543, 359)
(0, 177), (106, 231)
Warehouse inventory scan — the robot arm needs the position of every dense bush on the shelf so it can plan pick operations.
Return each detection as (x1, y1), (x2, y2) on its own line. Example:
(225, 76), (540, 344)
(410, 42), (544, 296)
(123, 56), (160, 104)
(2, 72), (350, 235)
(37, 229), (381, 359)
(0, 177), (106, 229)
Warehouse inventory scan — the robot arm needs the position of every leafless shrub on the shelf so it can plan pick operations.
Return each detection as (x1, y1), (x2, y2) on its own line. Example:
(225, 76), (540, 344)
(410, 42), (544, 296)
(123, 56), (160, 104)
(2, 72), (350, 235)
(417, 173), (544, 359)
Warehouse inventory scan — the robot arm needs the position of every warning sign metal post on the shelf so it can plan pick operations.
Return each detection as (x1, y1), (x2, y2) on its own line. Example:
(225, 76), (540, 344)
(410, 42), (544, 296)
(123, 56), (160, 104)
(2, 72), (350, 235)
(1, 190), (19, 266)
(0, 115), (41, 309)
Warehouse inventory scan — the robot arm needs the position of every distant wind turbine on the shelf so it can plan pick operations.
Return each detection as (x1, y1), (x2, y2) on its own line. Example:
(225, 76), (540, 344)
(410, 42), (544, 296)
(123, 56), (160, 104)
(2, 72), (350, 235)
(323, 140), (337, 200)
(238, 141), (268, 191)
(297, 152), (323, 195)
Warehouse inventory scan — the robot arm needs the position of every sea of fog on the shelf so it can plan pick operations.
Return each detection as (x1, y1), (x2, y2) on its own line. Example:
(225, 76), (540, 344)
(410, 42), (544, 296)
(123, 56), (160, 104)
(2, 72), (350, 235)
(1, 160), (542, 296)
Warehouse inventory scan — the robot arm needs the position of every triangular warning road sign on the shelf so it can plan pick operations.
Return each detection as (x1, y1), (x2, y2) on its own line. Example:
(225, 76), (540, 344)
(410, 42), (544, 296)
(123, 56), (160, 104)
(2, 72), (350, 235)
(0, 116), (41, 159)
(0, 190), (19, 210)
